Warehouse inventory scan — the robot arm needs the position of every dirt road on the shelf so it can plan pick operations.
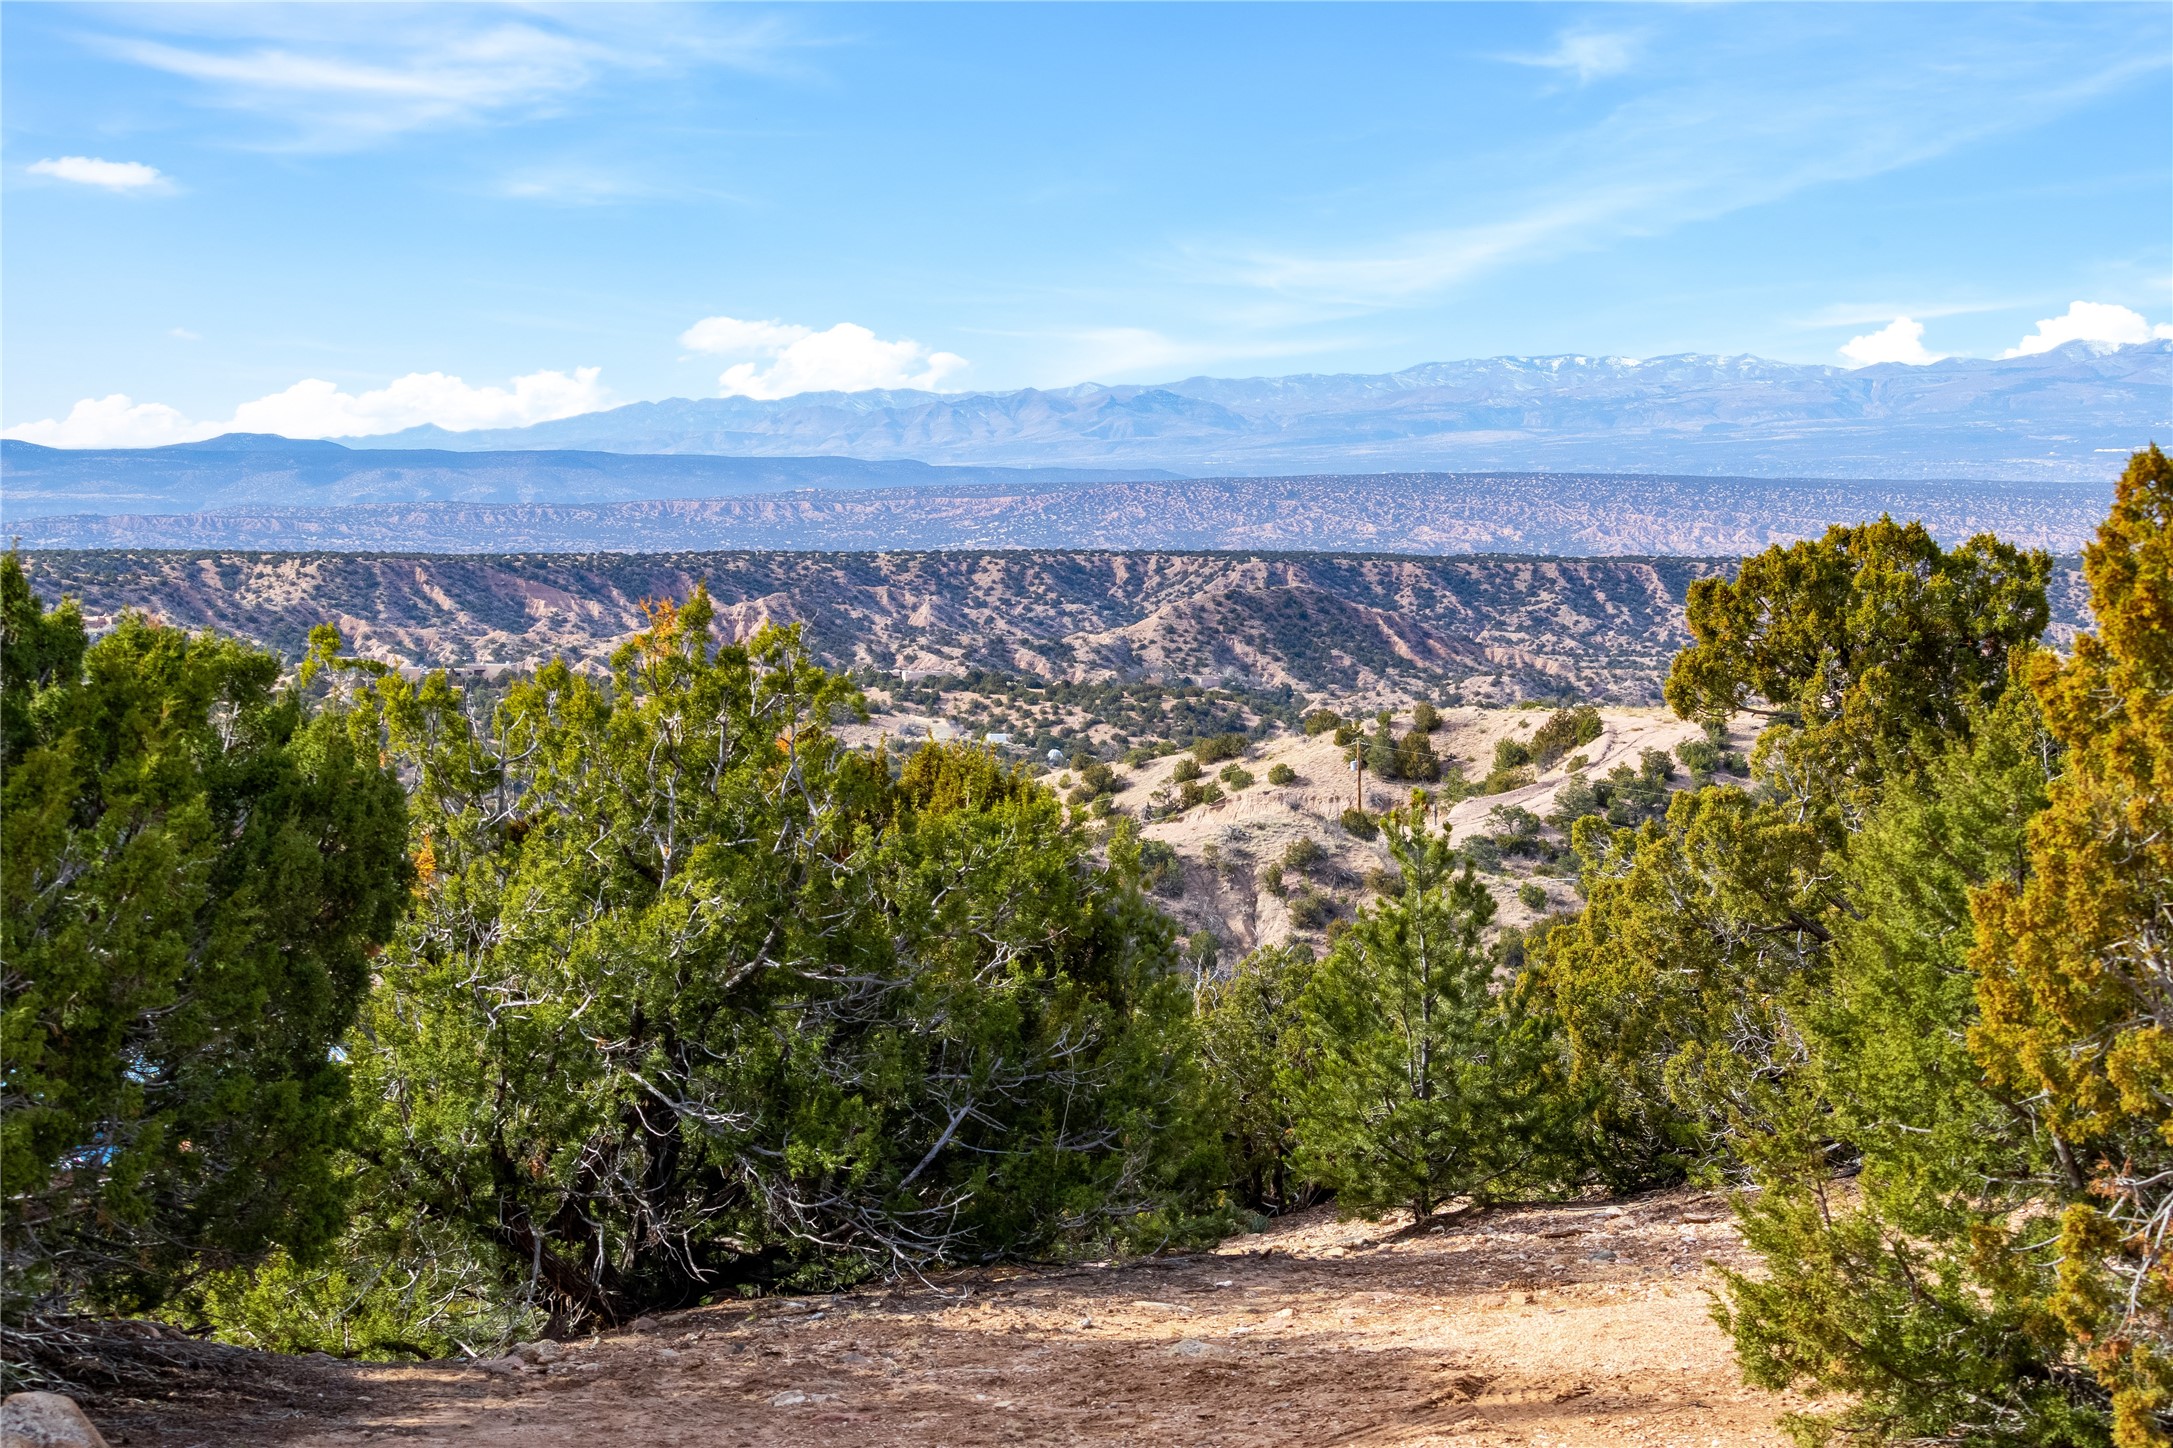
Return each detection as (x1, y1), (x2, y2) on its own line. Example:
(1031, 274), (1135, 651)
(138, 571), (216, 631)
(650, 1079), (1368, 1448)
(96, 1188), (1798, 1447)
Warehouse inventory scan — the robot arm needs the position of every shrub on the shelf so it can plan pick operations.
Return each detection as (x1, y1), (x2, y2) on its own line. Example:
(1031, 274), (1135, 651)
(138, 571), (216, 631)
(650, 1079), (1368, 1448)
(1286, 888), (1336, 930)
(1478, 765), (1535, 796)
(1138, 837), (1185, 896)
(1529, 706), (1603, 768)
(1340, 807), (1380, 840)
(1177, 779), (1224, 811)
(1410, 701), (1442, 733)
(1545, 771), (1603, 830)
(1267, 762), (1297, 786)
(1394, 728), (1441, 783)
(1602, 750), (1675, 826)
(1365, 866), (1405, 895)
(1302, 709), (1343, 736)
(1192, 732), (1249, 764)
(1486, 804), (1545, 846)
(1219, 763), (1255, 790)
(1675, 736), (1725, 783)
(1282, 837), (1326, 872)
(1260, 862), (1287, 896)
(1517, 882), (1548, 911)
(1333, 723), (1359, 746)
(1493, 737), (1533, 771)
(1171, 756), (1203, 783)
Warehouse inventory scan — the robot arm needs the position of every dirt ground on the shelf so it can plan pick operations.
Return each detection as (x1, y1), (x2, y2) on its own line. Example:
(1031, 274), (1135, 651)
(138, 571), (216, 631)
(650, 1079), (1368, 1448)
(92, 1187), (1802, 1448)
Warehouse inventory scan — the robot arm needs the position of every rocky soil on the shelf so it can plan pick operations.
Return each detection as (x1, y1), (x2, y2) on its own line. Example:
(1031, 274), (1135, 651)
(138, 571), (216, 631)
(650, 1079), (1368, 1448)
(88, 1187), (1800, 1448)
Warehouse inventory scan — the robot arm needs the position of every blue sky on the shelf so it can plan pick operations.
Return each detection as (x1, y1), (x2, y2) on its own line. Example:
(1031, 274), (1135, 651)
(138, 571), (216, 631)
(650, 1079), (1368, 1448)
(5, 2), (2169, 445)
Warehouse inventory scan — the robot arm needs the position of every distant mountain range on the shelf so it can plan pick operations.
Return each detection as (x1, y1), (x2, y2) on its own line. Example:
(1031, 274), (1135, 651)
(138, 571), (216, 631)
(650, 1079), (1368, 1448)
(0, 440), (1169, 520)
(342, 341), (2172, 481)
(5, 343), (2160, 554)
(11, 470), (2115, 556)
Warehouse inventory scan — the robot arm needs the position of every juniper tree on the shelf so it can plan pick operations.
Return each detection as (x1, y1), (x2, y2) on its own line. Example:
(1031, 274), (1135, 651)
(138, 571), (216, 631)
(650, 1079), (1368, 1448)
(1970, 445), (2173, 1444)
(0, 558), (410, 1329)
(349, 591), (1211, 1331)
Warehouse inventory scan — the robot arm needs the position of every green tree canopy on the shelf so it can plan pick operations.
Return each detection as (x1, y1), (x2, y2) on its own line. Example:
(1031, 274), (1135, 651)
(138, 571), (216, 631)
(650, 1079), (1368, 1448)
(352, 591), (1209, 1331)
(1666, 517), (2050, 809)
(1, 556), (410, 1321)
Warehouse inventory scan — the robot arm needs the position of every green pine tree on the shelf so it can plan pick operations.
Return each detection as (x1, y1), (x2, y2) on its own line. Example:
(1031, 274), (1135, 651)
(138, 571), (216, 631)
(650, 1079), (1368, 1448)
(1290, 815), (1564, 1219)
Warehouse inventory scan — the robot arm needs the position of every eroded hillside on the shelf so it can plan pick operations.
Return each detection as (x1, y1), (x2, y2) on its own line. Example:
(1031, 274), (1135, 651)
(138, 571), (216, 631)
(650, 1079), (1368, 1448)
(23, 549), (1752, 703)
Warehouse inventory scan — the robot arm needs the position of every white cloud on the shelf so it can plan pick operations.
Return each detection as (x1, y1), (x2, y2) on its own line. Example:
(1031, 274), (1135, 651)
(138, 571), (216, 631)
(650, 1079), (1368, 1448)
(681, 316), (813, 355)
(27, 156), (168, 191)
(229, 367), (607, 436)
(4, 367), (608, 448)
(92, 10), (800, 152)
(682, 315), (967, 399)
(1504, 28), (1641, 84)
(1840, 316), (1945, 367)
(4, 395), (203, 448)
(2002, 301), (2173, 357)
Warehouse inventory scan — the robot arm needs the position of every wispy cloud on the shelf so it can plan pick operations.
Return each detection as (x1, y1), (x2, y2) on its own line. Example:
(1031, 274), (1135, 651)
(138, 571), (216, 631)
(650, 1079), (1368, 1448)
(26, 155), (170, 192)
(1501, 27), (1642, 85)
(88, 8), (801, 151)
(1208, 16), (2168, 312)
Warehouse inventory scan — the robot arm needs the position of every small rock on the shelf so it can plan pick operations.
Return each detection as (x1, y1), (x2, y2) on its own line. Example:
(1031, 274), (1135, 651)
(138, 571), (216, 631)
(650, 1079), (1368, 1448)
(628, 1316), (659, 1332)
(0, 1393), (111, 1448)
(1169, 1338), (1210, 1357)
(655, 1348), (681, 1363)
(513, 1340), (563, 1366)
(477, 1357), (526, 1377)
(1587, 1249), (1619, 1262)
(769, 1390), (837, 1407)
(1273, 1308), (1293, 1319)
(1678, 1209), (1725, 1224)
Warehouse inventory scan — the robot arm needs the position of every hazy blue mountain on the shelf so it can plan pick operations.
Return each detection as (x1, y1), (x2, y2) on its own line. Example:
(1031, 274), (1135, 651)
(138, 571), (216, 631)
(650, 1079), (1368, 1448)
(14, 470), (2112, 557)
(0, 441), (1177, 520)
(348, 341), (2171, 481)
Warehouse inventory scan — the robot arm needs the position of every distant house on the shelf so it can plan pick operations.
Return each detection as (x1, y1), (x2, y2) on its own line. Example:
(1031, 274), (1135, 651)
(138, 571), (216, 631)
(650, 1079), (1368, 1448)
(1047, 748), (1066, 765)
(984, 732), (1012, 746)
(930, 721), (958, 742)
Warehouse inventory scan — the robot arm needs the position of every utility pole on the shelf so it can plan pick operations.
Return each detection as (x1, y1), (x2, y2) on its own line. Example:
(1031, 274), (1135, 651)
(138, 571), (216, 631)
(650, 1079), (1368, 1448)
(1349, 753), (1362, 811)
